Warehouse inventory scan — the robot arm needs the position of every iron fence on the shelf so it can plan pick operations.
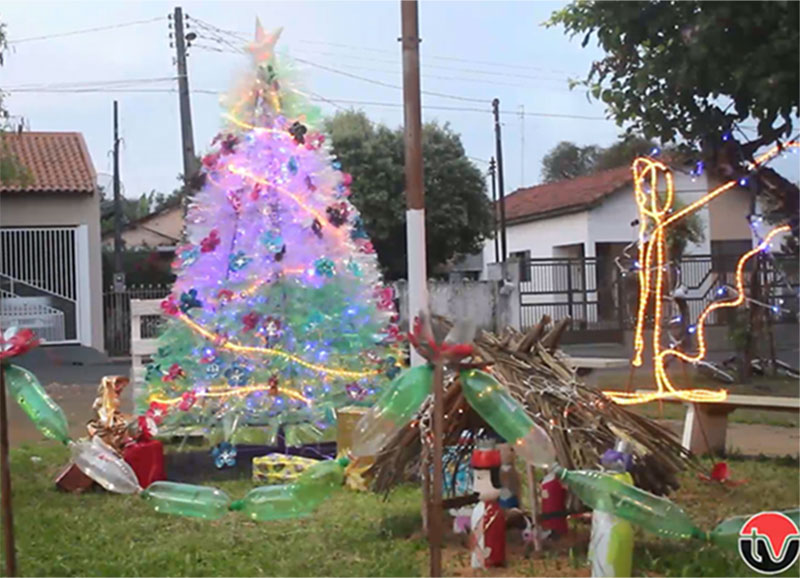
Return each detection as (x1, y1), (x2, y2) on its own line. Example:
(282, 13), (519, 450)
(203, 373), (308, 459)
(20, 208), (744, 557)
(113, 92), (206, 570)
(104, 284), (171, 356)
(518, 254), (799, 332)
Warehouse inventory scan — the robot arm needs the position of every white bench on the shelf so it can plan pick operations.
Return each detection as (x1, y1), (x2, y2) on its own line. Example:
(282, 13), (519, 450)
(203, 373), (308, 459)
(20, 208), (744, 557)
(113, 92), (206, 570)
(633, 390), (800, 455)
(566, 357), (630, 370)
(130, 299), (161, 405)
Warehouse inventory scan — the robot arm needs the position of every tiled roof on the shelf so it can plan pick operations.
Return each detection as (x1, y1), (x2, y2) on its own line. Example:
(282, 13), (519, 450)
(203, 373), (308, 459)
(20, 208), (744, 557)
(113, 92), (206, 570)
(0, 131), (96, 194)
(503, 165), (633, 223)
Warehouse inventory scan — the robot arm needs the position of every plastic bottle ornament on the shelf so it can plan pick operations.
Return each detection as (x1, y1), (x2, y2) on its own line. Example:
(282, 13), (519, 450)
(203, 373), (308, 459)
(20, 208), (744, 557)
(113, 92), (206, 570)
(709, 508), (800, 552)
(588, 471), (634, 577)
(4, 363), (71, 444)
(292, 456), (349, 505)
(459, 369), (556, 467)
(70, 437), (142, 495)
(350, 364), (433, 457)
(556, 467), (703, 540)
(231, 484), (313, 522)
(142, 481), (231, 520)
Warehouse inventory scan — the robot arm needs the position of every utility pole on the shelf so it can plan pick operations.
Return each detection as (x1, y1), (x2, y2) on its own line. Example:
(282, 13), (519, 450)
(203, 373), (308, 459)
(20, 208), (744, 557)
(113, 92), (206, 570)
(489, 157), (500, 263)
(400, 0), (429, 368)
(492, 98), (508, 261)
(112, 101), (123, 280)
(400, 3), (439, 577)
(519, 104), (525, 186)
(172, 6), (197, 190)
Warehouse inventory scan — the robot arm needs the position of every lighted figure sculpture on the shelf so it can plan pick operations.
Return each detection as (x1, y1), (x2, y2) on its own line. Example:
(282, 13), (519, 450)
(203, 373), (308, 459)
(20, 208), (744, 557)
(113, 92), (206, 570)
(603, 141), (797, 405)
(143, 23), (401, 444)
(470, 439), (506, 569)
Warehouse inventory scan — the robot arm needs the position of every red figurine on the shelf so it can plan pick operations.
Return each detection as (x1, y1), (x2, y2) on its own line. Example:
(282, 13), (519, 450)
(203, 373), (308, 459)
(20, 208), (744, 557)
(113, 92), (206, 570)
(470, 440), (506, 569)
(540, 469), (569, 536)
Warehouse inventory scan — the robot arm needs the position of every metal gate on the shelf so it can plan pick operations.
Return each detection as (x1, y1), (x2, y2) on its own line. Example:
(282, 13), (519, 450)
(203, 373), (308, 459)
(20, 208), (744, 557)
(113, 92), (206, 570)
(0, 227), (78, 343)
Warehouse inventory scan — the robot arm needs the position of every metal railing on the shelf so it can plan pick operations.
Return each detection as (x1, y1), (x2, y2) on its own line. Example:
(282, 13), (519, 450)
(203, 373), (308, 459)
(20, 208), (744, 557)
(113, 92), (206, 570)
(518, 254), (799, 331)
(103, 284), (171, 356)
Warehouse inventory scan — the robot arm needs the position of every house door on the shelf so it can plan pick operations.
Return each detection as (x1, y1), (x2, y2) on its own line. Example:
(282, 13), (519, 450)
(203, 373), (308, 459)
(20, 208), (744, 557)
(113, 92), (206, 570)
(0, 226), (81, 344)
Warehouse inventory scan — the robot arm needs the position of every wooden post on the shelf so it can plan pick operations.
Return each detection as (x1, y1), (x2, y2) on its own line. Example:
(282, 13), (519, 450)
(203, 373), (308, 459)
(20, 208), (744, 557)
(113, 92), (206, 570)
(0, 365), (18, 576)
(428, 359), (445, 577)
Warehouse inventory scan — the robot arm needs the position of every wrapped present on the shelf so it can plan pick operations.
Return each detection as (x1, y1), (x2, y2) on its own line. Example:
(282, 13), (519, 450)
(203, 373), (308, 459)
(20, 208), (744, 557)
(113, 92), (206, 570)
(336, 406), (368, 454)
(55, 462), (96, 493)
(123, 439), (166, 489)
(252, 453), (320, 484)
(87, 376), (134, 452)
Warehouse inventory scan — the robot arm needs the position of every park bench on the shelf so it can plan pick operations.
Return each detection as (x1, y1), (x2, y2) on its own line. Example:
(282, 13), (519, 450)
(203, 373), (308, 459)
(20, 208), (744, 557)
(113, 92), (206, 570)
(636, 390), (800, 456)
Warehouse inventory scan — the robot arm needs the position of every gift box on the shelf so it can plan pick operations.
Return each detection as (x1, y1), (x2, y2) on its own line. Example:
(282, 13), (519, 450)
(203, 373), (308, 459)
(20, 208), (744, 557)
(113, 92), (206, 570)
(123, 439), (166, 489)
(336, 406), (368, 454)
(252, 453), (319, 484)
(55, 462), (96, 493)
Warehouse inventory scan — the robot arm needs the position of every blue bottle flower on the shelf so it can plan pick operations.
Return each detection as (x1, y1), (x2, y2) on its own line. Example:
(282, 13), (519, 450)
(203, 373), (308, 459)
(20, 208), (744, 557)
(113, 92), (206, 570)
(229, 251), (251, 272)
(179, 289), (202, 313)
(211, 442), (237, 469)
(224, 363), (251, 386)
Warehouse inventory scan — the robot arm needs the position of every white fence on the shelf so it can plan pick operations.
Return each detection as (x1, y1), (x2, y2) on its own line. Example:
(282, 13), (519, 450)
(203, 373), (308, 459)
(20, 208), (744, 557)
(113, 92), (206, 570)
(0, 292), (66, 342)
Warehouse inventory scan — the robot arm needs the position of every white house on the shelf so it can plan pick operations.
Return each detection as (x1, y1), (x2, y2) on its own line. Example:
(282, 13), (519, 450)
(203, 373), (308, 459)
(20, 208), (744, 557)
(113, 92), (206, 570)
(0, 131), (104, 349)
(482, 164), (759, 329)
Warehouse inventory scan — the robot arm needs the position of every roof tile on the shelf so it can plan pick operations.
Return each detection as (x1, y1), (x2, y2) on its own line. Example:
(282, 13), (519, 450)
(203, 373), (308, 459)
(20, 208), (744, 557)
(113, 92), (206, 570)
(503, 165), (632, 222)
(0, 131), (96, 194)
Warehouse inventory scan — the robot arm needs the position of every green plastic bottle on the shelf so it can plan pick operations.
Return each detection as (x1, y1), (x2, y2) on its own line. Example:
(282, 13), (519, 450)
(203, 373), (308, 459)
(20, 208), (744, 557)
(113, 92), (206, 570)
(231, 457), (349, 521)
(459, 369), (555, 467)
(4, 364), (70, 444)
(710, 509), (800, 551)
(350, 365), (432, 457)
(556, 467), (704, 540)
(142, 481), (231, 520)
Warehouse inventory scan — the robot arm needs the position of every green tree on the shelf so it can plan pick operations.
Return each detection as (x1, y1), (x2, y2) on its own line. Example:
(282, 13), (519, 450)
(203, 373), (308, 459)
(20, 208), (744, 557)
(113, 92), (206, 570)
(541, 141), (600, 182)
(548, 1), (799, 215)
(0, 22), (31, 186)
(326, 110), (493, 279)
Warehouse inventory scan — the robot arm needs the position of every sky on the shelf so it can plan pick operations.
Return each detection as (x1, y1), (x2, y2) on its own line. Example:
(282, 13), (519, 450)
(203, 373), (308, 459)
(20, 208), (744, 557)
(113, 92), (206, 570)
(2, 0), (797, 200)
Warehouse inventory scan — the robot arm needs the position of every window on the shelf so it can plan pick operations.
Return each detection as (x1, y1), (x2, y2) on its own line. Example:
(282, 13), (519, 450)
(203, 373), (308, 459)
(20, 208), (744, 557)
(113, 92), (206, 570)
(510, 250), (531, 282)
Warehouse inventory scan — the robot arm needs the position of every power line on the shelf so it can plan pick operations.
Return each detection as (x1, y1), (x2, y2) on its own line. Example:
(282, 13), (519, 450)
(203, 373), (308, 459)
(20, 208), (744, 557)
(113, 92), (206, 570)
(4, 77), (177, 91)
(7, 17), (164, 44)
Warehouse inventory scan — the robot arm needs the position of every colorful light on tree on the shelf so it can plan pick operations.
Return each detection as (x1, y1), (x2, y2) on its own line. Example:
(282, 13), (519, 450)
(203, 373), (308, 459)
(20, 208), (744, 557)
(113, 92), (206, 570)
(143, 24), (401, 440)
(603, 141), (797, 405)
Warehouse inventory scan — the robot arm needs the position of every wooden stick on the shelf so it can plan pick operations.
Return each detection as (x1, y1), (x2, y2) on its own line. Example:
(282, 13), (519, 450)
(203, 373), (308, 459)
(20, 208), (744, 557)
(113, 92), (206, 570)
(526, 464), (541, 553)
(516, 315), (550, 353)
(428, 359), (445, 577)
(0, 365), (18, 576)
(540, 318), (571, 351)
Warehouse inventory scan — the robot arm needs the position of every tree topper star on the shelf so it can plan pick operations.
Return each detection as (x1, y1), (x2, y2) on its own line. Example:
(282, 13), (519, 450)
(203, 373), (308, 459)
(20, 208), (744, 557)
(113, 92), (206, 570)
(248, 19), (283, 64)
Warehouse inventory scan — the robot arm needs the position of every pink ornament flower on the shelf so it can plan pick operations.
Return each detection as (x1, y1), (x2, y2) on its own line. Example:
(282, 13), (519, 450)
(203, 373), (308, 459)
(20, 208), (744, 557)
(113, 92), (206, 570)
(145, 402), (169, 425)
(0, 326), (39, 360)
(376, 287), (395, 310)
(178, 391), (197, 411)
(216, 289), (234, 302)
(242, 312), (260, 332)
(200, 230), (220, 253)
(137, 415), (157, 439)
(342, 172), (353, 186)
(162, 363), (185, 382)
(160, 297), (179, 316)
(357, 239), (375, 254)
(202, 152), (220, 168)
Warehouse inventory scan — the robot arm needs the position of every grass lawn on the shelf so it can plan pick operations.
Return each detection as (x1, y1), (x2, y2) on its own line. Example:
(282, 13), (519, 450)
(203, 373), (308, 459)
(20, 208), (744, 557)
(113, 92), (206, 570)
(3, 442), (799, 577)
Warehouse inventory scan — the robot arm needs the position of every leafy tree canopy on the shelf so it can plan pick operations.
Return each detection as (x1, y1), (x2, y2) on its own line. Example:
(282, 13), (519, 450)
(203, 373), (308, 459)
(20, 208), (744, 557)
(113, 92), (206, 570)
(548, 1), (799, 154)
(326, 110), (493, 279)
(541, 136), (658, 182)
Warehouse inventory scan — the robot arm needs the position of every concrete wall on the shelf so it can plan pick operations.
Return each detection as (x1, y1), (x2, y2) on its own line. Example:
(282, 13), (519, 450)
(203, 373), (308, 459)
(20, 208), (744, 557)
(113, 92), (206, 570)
(102, 205), (183, 250)
(0, 192), (104, 350)
(393, 277), (520, 333)
(707, 182), (753, 242)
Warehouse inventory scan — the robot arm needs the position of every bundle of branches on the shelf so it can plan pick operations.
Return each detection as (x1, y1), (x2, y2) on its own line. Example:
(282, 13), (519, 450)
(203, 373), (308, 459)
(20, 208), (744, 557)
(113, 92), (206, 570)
(370, 316), (701, 498)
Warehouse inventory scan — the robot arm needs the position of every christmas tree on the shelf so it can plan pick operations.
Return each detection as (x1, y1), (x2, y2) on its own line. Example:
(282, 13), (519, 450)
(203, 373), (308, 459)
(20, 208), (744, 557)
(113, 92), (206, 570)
(143, 25), (401, 444)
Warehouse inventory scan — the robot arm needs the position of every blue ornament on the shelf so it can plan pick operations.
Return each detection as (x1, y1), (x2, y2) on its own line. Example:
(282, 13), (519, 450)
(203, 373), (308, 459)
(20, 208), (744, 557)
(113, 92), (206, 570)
(229, 251), (251, 272)
(346, 260), (362, 277)
(145, 364), (162, 382)
(178, 246), (200, 268)
(224, 363), (251, 386)
(350, 217), (368, 240)
(287, 156), (298, 175)
(314, 257), (336, 278)
(260, 230), (284, 253)
(331, 160), (342, 171)
(179, 289), (202, 313)
(205, 360), (223, 379)
(385, 356), (401, 379)
(211, 442), (237, 469)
